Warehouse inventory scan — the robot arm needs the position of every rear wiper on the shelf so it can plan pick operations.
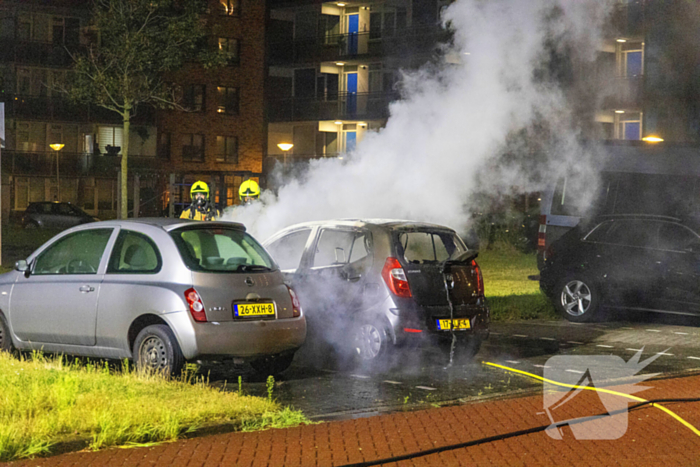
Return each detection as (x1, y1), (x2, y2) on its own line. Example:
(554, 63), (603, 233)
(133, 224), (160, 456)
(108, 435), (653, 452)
(236, 264), (272, 272)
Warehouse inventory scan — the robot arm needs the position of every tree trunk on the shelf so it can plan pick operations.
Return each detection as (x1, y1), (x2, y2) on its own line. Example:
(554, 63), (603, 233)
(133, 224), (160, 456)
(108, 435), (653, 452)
(121, 110), (130, 219)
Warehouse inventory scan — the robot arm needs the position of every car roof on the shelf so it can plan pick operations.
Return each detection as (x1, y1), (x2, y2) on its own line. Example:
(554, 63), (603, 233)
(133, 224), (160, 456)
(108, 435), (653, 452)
(88, 218), (246, 232)
(278, 218), (456, 232)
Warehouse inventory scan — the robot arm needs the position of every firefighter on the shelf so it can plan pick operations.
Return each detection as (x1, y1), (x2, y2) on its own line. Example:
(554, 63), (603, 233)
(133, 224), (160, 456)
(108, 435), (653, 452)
(180, 180), (220, 221)
(239, 179), (261, 205)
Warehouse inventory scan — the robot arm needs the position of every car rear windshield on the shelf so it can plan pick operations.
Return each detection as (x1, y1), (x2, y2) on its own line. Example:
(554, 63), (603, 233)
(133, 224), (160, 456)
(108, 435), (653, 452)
(171, 226), (276, 273)
(397, 231), (467, 264)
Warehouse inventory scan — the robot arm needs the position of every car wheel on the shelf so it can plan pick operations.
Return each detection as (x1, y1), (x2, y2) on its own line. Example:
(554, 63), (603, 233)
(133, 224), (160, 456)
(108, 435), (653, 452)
(250, 352), (295, 376)
(0, 315), (14, 352)
(352, 321), (389, 363)
(133, 324), (185, 376)
(556, 276), (600, 322)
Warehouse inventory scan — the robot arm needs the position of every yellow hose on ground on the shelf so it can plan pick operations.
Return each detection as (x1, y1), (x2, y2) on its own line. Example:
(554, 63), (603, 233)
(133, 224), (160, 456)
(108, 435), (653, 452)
(484, 361), (700, 437)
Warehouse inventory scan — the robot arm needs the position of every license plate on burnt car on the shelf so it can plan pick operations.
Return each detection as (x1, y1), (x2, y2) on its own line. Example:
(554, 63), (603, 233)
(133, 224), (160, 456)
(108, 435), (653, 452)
(234, 303), (275, 318)
(436, 318), (471, 330)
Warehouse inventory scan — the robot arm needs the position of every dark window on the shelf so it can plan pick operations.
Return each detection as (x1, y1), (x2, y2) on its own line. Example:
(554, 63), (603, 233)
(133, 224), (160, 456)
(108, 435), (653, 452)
(605, 220), (659, 248)
(33, 229), (113, 275)
(158, 132), (171, 160)
(658, 224), (699, 252)
(181, 134), (204, 162)
(218, 37), (240, 64)
(370, 13), (382, 39)
(293, 69), (316, 99)
(17, 17), (31, 41)
(265, 229), (311, 271)
(217, 0), (240, 16)
(216, 136), (238, 163)
(183, 85), (205, 112)
(399, 232), (465, 263)
(107, 230), (162, 274)
(216, 87), (239, 115)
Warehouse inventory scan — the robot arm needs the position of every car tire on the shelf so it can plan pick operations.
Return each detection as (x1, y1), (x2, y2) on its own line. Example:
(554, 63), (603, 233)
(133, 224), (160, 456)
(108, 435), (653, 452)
(0, 315), (14, 352)
(555, 276), (601, 322)
(351, 320), (390, 364)
(250, 352), (295, 376)
(133, 324), (185, 376)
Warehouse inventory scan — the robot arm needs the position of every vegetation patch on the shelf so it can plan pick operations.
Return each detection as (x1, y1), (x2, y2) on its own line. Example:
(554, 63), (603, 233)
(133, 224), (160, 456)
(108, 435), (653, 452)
(0, 352), (309, 461)
(478, 248), (558, 321)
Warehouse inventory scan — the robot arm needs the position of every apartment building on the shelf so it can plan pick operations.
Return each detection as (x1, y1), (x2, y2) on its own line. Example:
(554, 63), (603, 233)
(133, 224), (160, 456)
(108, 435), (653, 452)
(596, 0), (700, 143)
(158, 0), (267, 213)
(266, 0), (450, 167)
(0, 0), (267, 220)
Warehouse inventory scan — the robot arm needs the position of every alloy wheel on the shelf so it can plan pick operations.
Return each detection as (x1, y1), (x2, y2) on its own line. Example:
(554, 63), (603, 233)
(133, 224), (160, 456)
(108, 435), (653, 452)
(561, 280), (593, 317)
(356, 324), (383, 360)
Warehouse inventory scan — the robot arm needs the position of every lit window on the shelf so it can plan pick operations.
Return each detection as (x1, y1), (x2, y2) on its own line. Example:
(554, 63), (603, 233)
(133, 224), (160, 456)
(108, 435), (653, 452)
(218, 0), (240, 16)
(217, 87), (239, 115)
(218, 38), (240, 64)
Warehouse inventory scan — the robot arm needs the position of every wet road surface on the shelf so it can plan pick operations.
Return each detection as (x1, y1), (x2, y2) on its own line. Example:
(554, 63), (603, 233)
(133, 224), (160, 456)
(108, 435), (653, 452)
(199, 314), (700, 420)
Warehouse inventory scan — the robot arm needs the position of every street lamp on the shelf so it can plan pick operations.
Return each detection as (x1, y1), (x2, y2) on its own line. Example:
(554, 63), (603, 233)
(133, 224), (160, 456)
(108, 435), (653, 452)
(277, 142), (293, 165)
(50, 143), (64, 201)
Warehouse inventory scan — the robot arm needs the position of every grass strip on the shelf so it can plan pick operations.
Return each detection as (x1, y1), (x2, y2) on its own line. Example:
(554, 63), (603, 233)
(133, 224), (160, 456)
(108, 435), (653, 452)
(0, 352), (310, 461)
(477, 248), (558, 321)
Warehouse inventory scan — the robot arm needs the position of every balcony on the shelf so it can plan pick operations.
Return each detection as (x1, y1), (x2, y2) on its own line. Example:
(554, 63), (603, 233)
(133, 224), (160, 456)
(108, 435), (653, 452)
(268, 90), (400, 122)
(0, 39), (80, 67)
(268, 26), (450, 65)
(1, 150), (163, 178)
(601, 76), (644, 110)
(3, 95), (154, 125)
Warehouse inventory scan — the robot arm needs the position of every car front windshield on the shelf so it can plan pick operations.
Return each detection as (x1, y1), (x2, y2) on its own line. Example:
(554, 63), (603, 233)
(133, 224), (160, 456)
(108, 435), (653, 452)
(171, 226), (276, 273)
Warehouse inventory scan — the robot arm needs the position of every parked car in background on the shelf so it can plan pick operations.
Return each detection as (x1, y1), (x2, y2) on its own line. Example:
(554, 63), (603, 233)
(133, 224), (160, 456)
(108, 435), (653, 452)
(263, 219), (490, 365)
(22, 202), (98, 229)
(0, 219), (306, 376)
(540, 214), (700, 322)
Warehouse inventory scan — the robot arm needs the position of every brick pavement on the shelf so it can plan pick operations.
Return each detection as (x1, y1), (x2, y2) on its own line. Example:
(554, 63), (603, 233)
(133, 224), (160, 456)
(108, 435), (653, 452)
(6, 373), (700, 467)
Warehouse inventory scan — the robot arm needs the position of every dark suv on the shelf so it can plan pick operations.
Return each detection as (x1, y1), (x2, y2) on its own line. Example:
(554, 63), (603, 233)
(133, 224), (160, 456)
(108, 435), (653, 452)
(263, 219), (490, 364)
(22, 202), (98, 229)
(540, 215), (700, 322)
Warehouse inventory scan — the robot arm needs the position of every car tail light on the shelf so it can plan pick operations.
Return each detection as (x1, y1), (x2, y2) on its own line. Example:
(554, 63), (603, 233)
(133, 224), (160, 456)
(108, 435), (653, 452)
(185, 288), (207, 322)
(538, 215), (547, 252)
(287, 286), (302, 318)
(472, 259), (484, 296)
(381, 257), (412, 298)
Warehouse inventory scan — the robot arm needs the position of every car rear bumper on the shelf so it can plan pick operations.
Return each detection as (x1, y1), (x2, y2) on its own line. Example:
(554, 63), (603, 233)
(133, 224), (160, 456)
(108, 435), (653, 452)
(165, 311), (307, 360)
(394, 302), (490, 345)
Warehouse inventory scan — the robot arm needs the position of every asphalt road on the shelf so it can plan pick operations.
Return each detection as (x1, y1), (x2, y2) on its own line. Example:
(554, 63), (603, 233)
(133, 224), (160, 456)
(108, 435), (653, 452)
(199, 312), (700, 420)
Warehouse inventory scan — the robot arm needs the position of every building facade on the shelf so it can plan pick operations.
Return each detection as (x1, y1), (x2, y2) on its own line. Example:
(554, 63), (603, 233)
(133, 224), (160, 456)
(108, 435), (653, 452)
(265, 0), (450, 169)
(0, 0), (268, 221)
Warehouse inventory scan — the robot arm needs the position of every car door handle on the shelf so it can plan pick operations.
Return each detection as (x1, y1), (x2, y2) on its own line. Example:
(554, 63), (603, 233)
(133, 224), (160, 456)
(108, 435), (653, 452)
(79, 285), (95, 293)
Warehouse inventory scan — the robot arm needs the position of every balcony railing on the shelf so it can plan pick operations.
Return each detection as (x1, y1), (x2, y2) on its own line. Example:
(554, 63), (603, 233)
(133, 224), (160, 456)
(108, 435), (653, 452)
(268, 90), (400, 122)
(601, 76), (644, 110)
(3, 94), (154, 124)
(0, 39), (81, 67)
(1, 150), (163, 177)
(268, 26), (450, 65)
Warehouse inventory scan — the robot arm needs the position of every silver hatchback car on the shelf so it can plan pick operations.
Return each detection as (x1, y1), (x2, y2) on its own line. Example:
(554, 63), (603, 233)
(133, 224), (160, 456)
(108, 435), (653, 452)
(0, 219), (306, 375)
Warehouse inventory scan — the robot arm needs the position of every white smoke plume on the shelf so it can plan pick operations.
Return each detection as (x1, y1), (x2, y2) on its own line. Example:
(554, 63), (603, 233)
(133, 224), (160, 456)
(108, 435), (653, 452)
(225, 0), (613, 241)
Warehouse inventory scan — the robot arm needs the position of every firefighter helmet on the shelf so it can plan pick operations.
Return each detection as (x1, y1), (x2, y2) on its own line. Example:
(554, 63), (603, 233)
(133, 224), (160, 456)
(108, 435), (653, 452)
(239, 179), (260, 201)
(190, 180), (210, 199)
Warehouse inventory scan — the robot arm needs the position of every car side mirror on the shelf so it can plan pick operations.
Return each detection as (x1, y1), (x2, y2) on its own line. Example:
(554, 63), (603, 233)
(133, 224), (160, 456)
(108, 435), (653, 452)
(15, 260), (30, 277)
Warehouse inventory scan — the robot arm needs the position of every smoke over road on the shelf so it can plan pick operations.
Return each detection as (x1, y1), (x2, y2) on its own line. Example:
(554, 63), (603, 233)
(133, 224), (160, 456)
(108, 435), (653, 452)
(225, 0), (613, 240)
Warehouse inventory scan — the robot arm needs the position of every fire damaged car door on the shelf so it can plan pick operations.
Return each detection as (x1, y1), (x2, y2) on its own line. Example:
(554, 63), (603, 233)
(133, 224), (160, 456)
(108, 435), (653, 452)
(296, 228), (374, 333)
(264, 228), (314, 286)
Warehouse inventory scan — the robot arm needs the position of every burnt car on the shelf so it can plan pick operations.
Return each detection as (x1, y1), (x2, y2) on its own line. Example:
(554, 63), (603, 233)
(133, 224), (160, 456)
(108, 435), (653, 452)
(22, 202), (98, 229)
(263, 220), (489, 364)
(540, 215), (700, 322)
